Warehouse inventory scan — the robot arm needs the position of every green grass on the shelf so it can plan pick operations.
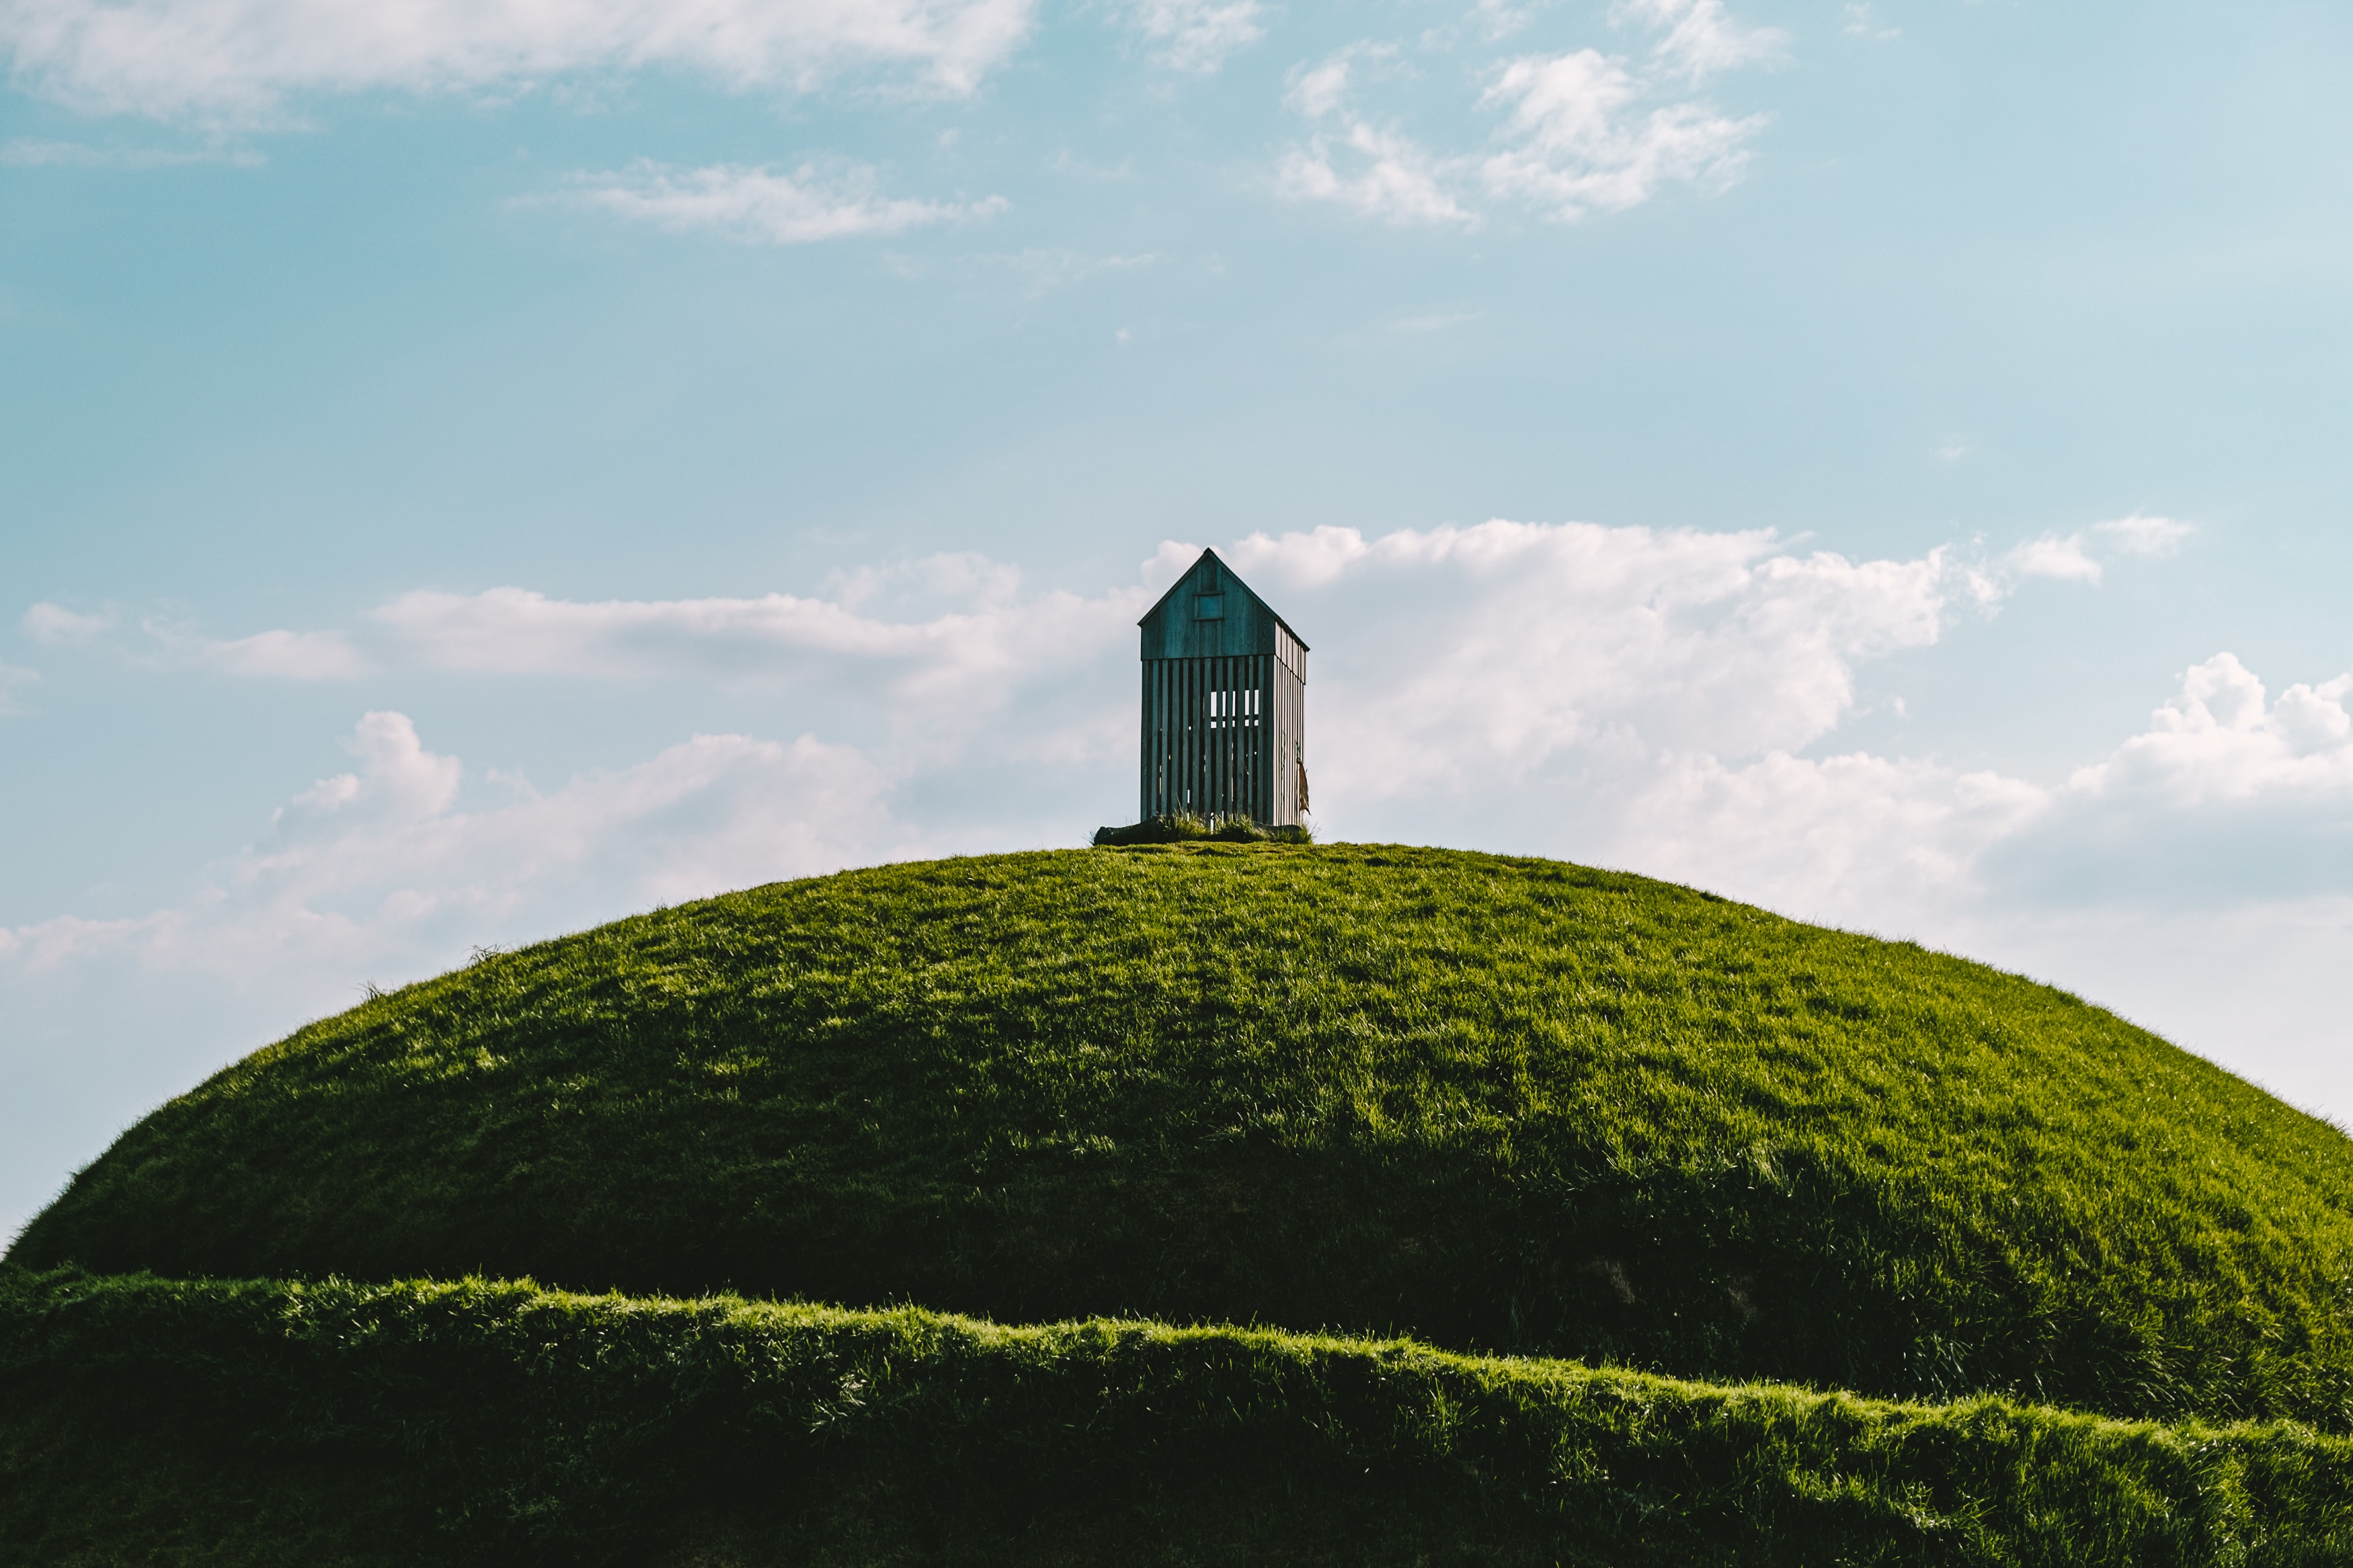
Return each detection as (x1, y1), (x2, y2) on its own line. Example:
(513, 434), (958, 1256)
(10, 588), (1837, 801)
(16, 844), (2353, 1430)
(17, 842), (2353, 1563)
(8, 1266), (2353, 1567)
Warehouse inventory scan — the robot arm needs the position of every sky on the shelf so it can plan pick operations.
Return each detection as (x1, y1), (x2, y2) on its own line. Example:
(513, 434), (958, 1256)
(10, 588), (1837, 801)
(4, 0), (2352, 1241)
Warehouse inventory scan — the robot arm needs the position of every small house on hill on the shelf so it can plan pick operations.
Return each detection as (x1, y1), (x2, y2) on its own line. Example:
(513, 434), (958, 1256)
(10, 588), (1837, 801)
(1137, 548), (1308, 827)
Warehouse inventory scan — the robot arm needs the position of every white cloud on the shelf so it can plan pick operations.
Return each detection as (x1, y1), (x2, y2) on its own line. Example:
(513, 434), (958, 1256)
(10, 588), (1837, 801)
(562, 161), (1006, 245)
(1276, 119), (1477, 227)
(1275, 47), (1475, 227)
(282, 710), (463, 827)
(1283, 47), (1367, 120)
(1289, 51), (1365, 120)
(28, 601), (356, 673)
(2093, 513), (2193, 558)
(23, 602), (116, 644)
(30, 607), (370, 677)
(1123, 0), (1261, 72)
(18, 556), (1142, 739)
(1276, 32), (1767, 227)
(0, 0), (1037, 125)
(1197, 522), (1964, 801)
(1605, 749), (2046, 927)
(2068, 655), (2353, 809)
(1153, 522), (2347, 944)
(2003, 534), (2104, 583)
(199, 627), (372, 679)
(2001, 514), (2194, 585)
(1613, 0), (1786, 83)
(1478, 47), (1763, 220)
(0, 710), (895, 981)
(364, 563), (1138, 711)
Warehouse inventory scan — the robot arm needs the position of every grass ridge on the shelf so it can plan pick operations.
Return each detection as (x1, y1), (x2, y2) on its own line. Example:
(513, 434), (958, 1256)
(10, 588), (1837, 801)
(7, 1266), (2353, 1565)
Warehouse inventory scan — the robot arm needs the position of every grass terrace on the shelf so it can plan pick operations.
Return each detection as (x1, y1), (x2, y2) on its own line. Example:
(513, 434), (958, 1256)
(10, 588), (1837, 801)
(11, 844), (2353, 1561)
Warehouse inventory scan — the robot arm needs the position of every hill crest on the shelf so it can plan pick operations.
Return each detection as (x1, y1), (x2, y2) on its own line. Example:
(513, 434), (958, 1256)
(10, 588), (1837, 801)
(15, 843), (2353, 1430)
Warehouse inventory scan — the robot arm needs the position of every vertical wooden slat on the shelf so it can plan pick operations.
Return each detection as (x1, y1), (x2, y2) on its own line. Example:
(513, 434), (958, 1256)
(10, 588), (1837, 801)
(1214, 653), (1233, 818)
(1179, 657), (1189, 813)
(1221, 655), (1230, 815)
(1138, 642), (1303, 825)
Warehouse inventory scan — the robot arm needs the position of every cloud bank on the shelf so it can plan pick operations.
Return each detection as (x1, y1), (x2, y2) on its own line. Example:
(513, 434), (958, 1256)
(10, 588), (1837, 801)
(22, 513), (2335, 987)
(559, 160), (1007, 245)
(0, 712), (893, 984)
(19, 515), (2353, 1239)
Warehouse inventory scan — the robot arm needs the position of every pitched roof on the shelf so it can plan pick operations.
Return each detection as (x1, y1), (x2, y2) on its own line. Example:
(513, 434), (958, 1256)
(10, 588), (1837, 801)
(1136, 548), (1310, 662)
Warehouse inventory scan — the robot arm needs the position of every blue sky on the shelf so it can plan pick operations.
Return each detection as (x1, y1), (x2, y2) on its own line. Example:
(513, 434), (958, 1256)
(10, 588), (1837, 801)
(5, 0), (2353, 1239)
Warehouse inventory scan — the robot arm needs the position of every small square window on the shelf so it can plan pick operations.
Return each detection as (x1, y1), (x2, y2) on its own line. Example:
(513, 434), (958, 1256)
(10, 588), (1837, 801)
(1194, 595), (1225, 620)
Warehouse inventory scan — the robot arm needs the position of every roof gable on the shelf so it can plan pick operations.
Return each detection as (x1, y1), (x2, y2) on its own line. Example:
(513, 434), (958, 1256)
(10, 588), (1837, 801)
(1136, 548), (1309, 662)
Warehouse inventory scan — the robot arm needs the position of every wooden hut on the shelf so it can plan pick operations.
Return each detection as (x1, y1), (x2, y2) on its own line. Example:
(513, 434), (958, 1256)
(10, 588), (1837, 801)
(1137, 548), (1309, 826)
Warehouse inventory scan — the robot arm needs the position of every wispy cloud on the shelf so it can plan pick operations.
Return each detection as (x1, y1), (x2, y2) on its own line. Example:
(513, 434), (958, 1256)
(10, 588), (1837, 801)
(1478, 48), (1763, 220)
(560, 161), (1006, 245)
(1612, 0), (1787, 83)
(1277, 5), (1773, 229)
(2001, 515), (2192, 586)
(2095, 513), (2195, 557)
(1277, 119), (1477, 227)
(21, 556), (1141, 761)
(27, 602), (366, 677)
(1122, 0), (1262, 72)
(1275, 46), (1475, 226)
(197, 628), (370, 679)
(23, 602), (116, 644)
(0, 0), (1038, 125)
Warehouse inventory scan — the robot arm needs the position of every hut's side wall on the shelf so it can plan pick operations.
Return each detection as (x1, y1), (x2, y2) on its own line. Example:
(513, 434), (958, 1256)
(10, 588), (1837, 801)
(1270, 624), (1306, 826)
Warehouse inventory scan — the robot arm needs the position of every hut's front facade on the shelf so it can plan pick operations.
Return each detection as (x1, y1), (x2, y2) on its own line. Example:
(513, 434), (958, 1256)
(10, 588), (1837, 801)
(1137, 548), (1308, 826)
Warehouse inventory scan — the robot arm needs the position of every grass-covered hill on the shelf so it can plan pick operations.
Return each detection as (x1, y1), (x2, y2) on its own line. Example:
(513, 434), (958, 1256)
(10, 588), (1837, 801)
(16, 843), (2353, 1434)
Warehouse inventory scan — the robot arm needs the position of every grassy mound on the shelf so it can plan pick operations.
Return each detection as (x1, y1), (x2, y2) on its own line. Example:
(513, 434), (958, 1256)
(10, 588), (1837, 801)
(14, 845), (2353, 1431)
(8, 1267), (2352, 1567)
